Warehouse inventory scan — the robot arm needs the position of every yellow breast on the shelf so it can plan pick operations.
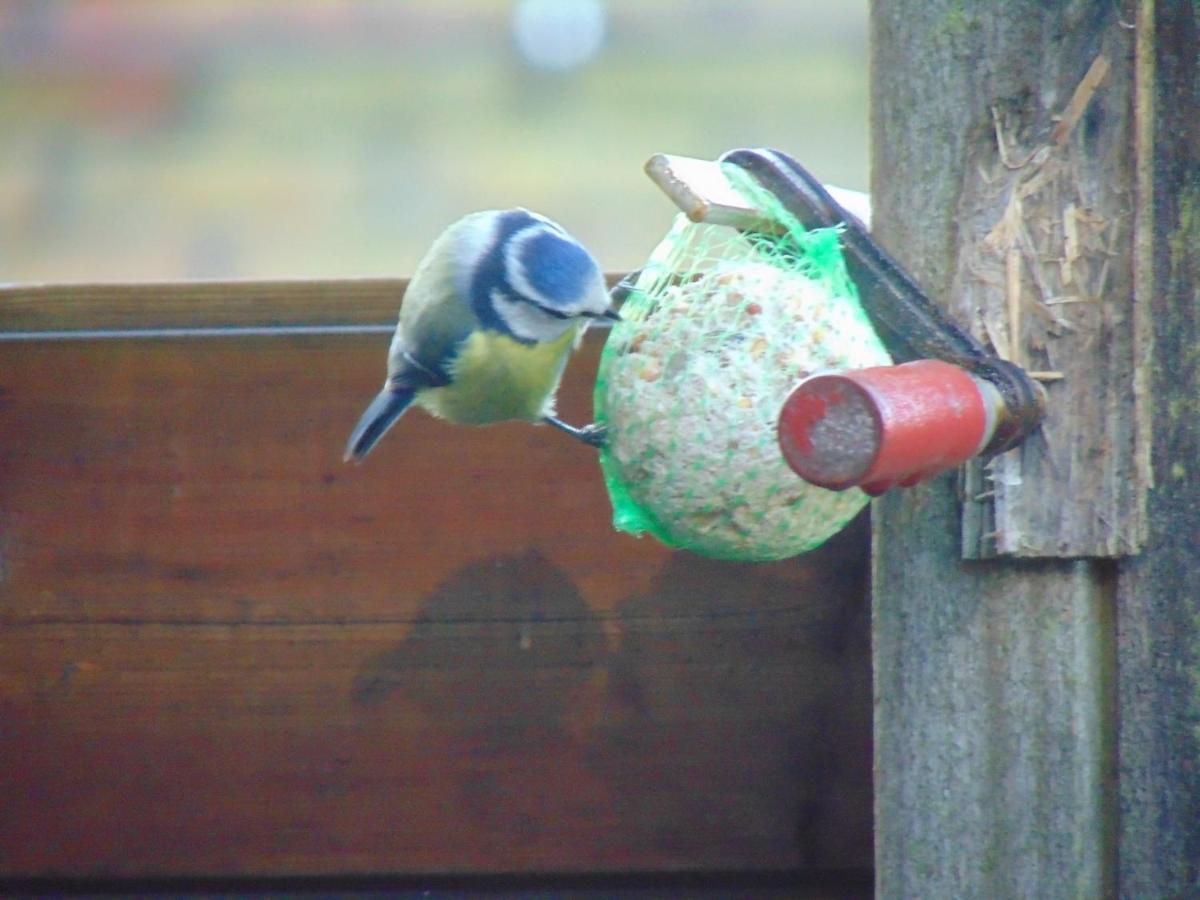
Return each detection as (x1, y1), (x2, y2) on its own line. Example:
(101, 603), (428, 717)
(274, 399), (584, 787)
(416, 326), (582, 425)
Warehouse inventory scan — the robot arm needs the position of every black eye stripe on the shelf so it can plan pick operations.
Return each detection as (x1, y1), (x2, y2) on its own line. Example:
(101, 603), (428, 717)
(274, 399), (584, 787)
(492, 283), (575, 320)
(524, 297), (573, 319)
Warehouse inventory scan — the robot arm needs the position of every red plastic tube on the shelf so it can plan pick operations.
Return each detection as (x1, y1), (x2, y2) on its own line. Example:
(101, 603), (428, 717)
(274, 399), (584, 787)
(777, 360), (1002, 496)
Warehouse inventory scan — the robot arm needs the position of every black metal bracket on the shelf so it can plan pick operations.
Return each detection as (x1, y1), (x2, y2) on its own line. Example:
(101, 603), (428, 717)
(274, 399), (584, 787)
(719, 147), (1045, 457)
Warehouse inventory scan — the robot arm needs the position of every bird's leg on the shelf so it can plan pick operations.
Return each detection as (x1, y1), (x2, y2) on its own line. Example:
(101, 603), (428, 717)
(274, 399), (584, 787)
(543, 416), (608, 449)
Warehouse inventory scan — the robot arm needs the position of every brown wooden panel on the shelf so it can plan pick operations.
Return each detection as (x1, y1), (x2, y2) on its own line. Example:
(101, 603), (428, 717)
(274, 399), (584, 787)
(0, 279), (406, 331)
(0, 275), (627, 333)
(0, 324), (871, 878)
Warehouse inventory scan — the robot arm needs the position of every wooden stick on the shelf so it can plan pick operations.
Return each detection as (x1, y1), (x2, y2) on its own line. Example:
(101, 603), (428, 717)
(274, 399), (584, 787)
(1052, 55), (1112, 147)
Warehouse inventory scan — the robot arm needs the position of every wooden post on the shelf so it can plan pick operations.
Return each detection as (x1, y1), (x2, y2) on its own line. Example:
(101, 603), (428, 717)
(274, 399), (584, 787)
(1116, 2), (1200, 895)
(871, 1), (1198, 897)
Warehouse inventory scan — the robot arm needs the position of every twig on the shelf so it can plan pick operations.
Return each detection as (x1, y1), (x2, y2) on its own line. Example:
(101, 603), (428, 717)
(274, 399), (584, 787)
(1051, 55), (1111, 147)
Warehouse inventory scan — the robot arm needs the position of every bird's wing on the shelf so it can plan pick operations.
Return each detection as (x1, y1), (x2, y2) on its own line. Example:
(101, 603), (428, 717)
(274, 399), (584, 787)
(389, 228), (477, 388)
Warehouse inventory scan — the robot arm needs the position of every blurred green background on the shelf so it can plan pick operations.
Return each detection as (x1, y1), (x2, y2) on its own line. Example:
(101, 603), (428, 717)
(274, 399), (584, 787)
(0, 0), (868, 283)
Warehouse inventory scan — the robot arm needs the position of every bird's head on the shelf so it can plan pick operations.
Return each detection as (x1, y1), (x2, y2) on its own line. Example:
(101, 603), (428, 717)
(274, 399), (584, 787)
(458, 209), (619, 344)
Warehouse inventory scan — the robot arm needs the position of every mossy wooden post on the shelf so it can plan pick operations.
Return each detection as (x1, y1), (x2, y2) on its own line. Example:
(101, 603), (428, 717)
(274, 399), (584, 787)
(871, 1), (1198, 897)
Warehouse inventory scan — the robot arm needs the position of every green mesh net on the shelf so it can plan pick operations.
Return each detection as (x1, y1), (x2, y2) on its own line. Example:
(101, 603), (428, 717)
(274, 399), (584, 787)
(593, 166), (891, 561)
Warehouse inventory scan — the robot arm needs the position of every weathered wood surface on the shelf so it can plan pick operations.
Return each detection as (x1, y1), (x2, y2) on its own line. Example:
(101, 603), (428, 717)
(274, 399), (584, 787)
(934, 3), (1143, 558)
(0, 315), (873, 878)
(872, 0), (1199, 897)
(873, 3), (1123, 897)
(872, 488), (1116, 898)
(0, 278), (405, 333)
(1116, 2), (1200, 896)
(0, 275), (632, 335)
(951, 24), (1145, 558)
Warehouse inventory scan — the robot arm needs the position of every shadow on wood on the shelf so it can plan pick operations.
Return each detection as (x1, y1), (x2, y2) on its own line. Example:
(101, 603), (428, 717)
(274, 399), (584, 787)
(0, 324), (872, 879)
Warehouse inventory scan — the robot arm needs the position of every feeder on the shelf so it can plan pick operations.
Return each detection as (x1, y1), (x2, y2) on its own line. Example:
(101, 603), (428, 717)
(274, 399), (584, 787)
(593, 149), (1046, 562)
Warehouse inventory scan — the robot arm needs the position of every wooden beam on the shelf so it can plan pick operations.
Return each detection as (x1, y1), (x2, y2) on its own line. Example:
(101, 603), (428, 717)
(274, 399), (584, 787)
(869, 1), (1129, 894)
(872, 0), (1200, 896)
(0, 274), (632, 336)
(1116, 0), (1200, 894)
(0, 278), (407, 333)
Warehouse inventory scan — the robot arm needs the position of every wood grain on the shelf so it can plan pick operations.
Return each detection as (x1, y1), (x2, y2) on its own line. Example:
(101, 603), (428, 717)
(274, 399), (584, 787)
(0, 279), (407, 332)
(0, 274), (630, 335)
(943, 11), (1144, 558)
(873, 2), (1200, 897)
(0, 323), (873, 878)
(1116, 2), (1200, 894)
(869, 2), (1126, 896)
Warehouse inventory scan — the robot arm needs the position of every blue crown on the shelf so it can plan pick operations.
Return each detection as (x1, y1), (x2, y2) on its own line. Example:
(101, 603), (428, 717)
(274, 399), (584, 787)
(515, 226), (596, 307)
(468, 210), (596, 339)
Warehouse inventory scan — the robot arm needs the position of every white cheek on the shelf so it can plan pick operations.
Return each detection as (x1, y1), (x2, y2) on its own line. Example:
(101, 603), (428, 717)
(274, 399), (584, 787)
(580, 274), (613, 317)
(492, 291), (574, 343)
(451, 212), (507, 297)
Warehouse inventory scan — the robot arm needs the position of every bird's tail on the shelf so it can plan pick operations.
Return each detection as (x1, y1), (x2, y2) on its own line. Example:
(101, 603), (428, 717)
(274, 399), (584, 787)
(343, 387), (416, 462)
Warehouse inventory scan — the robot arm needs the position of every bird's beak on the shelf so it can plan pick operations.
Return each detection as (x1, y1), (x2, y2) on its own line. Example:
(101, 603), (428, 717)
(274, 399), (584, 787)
(601, 308), (622, 322)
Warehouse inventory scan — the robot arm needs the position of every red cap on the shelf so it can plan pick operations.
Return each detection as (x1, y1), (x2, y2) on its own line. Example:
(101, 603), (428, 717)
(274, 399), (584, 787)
(777, 360), (999, 496)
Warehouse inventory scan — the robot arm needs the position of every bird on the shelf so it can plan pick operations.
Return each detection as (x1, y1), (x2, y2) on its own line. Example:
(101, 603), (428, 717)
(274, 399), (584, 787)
(344, 208), (619, 462)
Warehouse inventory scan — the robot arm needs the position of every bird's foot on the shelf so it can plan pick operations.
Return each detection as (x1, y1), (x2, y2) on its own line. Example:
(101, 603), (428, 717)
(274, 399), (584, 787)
(543, 416), (608, 449)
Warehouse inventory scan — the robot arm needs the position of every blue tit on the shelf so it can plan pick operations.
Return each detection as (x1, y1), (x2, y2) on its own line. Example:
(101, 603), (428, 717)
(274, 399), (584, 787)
(344, 208), (619, 462)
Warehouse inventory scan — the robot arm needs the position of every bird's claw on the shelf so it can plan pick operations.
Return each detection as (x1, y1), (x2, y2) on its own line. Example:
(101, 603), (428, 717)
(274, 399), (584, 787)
(574, 423), (608, 448)
(543, 416), (608, 449)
